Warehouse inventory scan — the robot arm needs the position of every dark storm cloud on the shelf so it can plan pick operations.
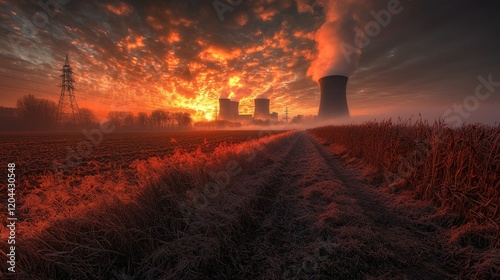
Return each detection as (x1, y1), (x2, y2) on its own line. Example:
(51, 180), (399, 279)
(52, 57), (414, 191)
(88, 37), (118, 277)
(350, 0), (500, 108)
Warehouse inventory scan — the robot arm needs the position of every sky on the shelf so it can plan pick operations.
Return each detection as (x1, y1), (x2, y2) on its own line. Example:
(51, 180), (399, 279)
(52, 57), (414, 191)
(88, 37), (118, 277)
(0, 0), (499, 123)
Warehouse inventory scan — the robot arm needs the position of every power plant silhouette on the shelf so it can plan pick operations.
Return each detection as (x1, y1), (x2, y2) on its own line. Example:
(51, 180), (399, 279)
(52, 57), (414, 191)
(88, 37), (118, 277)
(218, 98), (231, 120)
(219, 75), (351, 123)
(218, 97), (277, 122)
(318, 75), (350, 119)
(254, 98), (271, 120)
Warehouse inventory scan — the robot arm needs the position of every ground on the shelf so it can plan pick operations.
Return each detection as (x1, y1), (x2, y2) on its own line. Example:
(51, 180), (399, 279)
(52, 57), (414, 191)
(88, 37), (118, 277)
(217, 131), (459, 279)
(6, 131), (473, 279)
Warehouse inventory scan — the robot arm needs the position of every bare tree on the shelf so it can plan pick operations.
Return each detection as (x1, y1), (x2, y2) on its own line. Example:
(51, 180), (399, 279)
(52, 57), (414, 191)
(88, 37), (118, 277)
(137, 112), (149, 128)
(173, 112), (192, 129)
(150, 109), (169, 128)
(123, 112), (135, 128)
(16, 95), (57, 130)
(106, 109), (191, 130)
(79, 108), (98, 126)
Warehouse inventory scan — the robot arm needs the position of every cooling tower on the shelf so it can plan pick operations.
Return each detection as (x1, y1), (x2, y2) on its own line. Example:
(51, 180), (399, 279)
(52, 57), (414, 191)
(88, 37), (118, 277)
(219, 98), (231, 120)
(230, 101), (239, 119)
(318, 75), (350, 119)
(254, 98), (270, 120)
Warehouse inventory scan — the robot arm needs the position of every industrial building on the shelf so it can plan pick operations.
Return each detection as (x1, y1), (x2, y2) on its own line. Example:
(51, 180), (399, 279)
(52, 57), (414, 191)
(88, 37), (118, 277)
(253, 98), (278, 121)
(317, 75), (350, 119)
(218, 98), (231, 120)
(219, 75), (350, 123)
(218, 97), (278, 123)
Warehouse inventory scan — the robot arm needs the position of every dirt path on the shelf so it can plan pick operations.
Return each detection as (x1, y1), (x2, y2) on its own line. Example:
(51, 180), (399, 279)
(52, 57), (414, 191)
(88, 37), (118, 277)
(229, 132), (459, 279)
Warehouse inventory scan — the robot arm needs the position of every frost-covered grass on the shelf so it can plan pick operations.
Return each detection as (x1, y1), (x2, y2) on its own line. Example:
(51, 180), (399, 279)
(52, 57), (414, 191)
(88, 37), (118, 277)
(308, 119), (500, 278)
(0, 130), (294, 279)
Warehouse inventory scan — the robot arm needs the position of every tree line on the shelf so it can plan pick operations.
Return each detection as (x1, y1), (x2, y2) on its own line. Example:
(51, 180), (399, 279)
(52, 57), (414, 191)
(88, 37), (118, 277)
(0, 95), (193, 131)
(107, 110), (192, 129)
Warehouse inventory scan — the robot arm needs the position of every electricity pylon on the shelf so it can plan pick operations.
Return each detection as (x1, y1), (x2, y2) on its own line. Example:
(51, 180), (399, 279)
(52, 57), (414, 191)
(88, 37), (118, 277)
(56, 54), (79, 125)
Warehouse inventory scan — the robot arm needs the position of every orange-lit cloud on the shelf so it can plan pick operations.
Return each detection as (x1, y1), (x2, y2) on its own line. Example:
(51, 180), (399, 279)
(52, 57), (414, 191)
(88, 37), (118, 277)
(258, 8), (278, 21)
(125, 34), (146, 50)
(104, 2), (133, 16)
(199, 46), (242, 63)
(295, 0), (315, 14)
(0, 0), (499, 125)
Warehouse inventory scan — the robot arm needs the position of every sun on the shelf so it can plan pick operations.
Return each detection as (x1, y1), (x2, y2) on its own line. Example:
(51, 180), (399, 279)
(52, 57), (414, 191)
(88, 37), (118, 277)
(205, 112), (212, 121)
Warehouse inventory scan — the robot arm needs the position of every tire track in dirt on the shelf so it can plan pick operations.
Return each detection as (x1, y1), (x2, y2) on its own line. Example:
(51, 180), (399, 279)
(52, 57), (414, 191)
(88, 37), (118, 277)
(231, 132), (459, 279)
(306, 133), (461, 279)
(151, 132), (304, 279)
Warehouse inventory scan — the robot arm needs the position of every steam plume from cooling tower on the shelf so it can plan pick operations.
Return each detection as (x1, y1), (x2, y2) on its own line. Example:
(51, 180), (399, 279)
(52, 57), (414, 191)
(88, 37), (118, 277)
(307, 0), (369, 81)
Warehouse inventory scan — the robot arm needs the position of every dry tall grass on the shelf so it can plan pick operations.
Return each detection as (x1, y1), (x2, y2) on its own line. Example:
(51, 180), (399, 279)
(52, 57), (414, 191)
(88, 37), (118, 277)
(309, 119), (499, 227)
(308, 119), (499, 277)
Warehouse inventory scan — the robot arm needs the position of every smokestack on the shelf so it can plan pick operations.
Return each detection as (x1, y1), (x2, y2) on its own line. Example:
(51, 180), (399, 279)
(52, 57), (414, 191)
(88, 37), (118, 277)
(230, 101), (239, 119)
(219, 98), (231, 120)
(318, 75), (350, 119)
(254, 98), (270, 120)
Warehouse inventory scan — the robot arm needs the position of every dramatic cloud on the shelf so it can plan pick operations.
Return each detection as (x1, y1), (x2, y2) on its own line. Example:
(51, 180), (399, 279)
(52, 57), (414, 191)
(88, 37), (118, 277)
(0, 0), (498, 122)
